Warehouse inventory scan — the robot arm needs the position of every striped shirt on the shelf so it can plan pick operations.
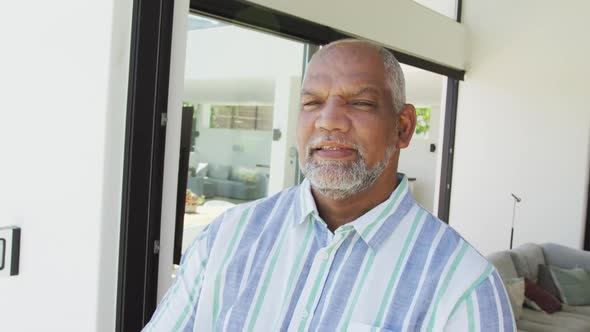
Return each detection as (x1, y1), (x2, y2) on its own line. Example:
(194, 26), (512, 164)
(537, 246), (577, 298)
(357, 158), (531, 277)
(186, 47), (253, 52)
(145, 175), (515, 332)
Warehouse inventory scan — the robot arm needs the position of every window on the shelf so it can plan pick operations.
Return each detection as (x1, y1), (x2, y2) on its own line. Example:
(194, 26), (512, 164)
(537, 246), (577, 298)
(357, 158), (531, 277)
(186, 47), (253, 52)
(415, 107), (432, 137)
(209, 105), (273, 130)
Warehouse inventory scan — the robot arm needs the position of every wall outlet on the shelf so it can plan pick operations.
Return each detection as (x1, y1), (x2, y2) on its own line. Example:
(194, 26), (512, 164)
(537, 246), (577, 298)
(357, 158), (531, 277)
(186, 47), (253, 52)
(0, 226), (20, 277)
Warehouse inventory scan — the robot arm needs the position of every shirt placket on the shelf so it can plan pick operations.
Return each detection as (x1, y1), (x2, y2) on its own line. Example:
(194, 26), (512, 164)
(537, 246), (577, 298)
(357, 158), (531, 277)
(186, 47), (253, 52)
(288, 224), (354, 332)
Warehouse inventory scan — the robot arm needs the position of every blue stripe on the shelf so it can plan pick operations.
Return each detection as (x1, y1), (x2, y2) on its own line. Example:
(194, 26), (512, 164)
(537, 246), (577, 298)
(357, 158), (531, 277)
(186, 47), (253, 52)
(410, 228), (460, 330)
(218, 191), (292, 330)
(292, 185), (303, 224)
(476, 278), (500, 331)
(491, 271), (514, 331)
(206, 211), (224, 254)
(382, 215), (441, 331)
(368, 191), (413, 250)
(311, 233), (369, 331)
(278, 220), (327, 332)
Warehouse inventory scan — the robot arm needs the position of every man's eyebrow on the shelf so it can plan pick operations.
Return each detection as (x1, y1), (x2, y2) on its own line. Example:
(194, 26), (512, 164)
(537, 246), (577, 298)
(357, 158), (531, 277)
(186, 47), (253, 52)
(300, 86), (380, 98)
(300, 90), (321, 97)
(347, 86), (380, 97)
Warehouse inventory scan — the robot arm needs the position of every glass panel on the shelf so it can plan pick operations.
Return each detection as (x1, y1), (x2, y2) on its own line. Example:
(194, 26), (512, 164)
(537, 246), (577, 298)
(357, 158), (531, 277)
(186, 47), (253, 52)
(398, 63), (447, 214)
(178, 13), (307, 256)
(413, 0), (457, 20)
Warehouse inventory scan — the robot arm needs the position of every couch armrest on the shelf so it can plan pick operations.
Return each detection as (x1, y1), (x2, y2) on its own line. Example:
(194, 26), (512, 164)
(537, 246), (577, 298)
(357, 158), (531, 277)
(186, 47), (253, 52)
(541, 243), (590, 270)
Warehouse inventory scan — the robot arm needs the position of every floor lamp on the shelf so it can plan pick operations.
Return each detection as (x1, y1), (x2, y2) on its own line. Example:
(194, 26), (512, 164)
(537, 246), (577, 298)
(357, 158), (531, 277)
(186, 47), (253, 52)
(510, 193), (522, 249)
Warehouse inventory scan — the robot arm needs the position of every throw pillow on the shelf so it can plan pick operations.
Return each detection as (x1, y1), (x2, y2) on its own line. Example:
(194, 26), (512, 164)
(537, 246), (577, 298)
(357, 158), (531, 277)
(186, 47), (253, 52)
(207, 164), (231, 180)
(524, 277), (561, 313)
(195, 163), (209, 177)
(537, 264), (561, 299)
(548, 265), (590, 306)
(523, 298), (545, 312)
(504, 278), (525, 320)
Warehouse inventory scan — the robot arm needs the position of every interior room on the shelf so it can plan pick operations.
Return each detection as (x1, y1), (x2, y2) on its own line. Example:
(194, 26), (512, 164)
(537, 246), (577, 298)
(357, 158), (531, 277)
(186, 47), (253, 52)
(0, 0), (588, 331)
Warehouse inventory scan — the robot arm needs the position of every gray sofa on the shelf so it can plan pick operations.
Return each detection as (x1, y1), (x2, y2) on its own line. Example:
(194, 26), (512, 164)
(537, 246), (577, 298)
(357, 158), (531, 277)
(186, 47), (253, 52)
(487, 243), (590, 332)
(187, 163), (267, 201)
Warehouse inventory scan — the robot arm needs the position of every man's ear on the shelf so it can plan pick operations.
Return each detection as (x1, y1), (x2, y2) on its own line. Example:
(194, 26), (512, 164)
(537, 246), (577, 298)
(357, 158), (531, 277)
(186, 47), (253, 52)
(396, 104), (416, 149)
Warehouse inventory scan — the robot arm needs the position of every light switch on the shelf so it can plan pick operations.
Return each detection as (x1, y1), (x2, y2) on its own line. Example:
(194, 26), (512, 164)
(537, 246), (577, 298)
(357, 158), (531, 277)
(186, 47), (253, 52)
(0, 238), (5, 269)
(0, 226), (20, 277)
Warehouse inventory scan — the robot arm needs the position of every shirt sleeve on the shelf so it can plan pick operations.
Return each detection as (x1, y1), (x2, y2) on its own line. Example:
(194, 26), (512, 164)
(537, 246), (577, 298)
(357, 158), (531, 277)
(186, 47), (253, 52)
(444, 270), (516, 332)
(142, 225), (212, 332)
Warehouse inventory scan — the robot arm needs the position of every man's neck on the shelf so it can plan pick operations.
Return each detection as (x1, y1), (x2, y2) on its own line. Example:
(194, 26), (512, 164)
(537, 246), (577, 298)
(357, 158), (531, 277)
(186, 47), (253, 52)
(311, 168), (399, 233)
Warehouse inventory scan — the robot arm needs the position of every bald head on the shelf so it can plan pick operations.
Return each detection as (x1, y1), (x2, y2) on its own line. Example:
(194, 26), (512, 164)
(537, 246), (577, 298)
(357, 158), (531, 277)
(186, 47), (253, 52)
(306, 39), (406, 113)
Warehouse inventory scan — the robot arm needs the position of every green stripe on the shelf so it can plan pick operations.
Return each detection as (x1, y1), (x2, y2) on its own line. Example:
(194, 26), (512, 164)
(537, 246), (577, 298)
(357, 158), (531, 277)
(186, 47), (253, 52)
(373, 208), (425, 326)
(361, 178), (408, 239)
(340, 250), (378, 330)
(466, 295), (475, 332)
(297, 264), (331, 332)
(447, 264), (493, 322)
(247, 209), (294, 331)
(296, 227), (352, 332)
(275, 217), (314, 329)
(148, 279), (181, 329)
(149, 227), (211, 329)
(171, 258), (208, 331)
(426, 242), (469, 332)
(211, 207), (251, 330)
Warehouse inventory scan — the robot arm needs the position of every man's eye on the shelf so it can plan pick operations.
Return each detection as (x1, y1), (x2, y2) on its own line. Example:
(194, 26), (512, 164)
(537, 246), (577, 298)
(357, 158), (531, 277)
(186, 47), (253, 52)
(302, 101), (321, 110)
(351, 100), (376, 109)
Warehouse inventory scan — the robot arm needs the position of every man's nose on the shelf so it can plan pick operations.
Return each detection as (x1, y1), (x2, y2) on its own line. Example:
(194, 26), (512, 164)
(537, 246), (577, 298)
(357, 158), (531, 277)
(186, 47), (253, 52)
(314, 98), (351, 132)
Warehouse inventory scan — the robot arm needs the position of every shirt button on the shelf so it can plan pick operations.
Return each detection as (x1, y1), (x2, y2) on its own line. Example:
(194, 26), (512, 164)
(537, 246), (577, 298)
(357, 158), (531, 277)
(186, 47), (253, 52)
(300, 310), (309, 319)
(317, 251), (329, 261)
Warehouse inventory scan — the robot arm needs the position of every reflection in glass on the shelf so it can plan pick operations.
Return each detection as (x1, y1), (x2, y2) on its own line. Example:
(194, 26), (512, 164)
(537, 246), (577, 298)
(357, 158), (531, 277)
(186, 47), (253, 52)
(178, 13), (306, 255)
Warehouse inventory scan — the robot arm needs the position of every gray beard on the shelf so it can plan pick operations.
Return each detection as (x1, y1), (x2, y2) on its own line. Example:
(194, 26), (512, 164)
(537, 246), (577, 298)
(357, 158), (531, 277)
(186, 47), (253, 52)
(300, 144), (396, 200)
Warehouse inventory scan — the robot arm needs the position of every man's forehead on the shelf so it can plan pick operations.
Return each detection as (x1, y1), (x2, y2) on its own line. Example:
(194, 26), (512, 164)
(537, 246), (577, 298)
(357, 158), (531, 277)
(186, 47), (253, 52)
(304, 45), (385, 81)
(302, 62), (388, 92)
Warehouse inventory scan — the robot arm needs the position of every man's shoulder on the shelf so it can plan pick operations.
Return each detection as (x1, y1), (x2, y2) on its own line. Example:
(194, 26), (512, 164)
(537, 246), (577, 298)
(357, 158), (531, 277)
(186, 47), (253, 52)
(413, 204), (494, 282)
(205, 185), (300, 238)
(221, 185), (300, 220)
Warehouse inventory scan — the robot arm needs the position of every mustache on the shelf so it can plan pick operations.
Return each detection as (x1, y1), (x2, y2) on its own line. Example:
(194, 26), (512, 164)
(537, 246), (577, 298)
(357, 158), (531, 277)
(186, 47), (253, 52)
(304, 134), (361, 157)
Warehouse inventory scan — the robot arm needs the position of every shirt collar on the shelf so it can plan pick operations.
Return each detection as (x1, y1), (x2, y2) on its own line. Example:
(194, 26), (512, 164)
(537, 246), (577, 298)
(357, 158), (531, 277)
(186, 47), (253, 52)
(293, 174), (415, 250)
(293, 178), (317, 226)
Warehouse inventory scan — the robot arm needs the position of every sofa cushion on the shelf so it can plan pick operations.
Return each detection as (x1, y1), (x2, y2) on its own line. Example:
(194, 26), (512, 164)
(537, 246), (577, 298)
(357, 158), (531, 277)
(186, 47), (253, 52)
(519, 308), (590, 332)
(549, 265), (590, 305)
(505, 277), (525, 320)
(511, 243), (546, 281)
(524, 277), (561, 313)
(562, 303), (590, 316)
(537, 264), (561, 299)
(488, 251), (519, 280)
(230, 166), (260, 183)
(207, 164), (231, 180)
(541, 243), (590, 270)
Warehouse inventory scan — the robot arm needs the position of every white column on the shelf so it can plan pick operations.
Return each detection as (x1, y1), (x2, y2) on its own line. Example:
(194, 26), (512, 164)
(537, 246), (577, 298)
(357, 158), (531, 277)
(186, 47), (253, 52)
(268, 76), (301, 195)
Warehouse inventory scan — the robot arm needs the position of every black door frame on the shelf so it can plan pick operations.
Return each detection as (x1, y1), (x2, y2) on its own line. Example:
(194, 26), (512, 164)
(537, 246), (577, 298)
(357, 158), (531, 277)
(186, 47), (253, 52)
(436, 0), (463, 222)
(117, 0), (464, 329)
(585, 176), (590, 251)
(116, 0), (175, 330)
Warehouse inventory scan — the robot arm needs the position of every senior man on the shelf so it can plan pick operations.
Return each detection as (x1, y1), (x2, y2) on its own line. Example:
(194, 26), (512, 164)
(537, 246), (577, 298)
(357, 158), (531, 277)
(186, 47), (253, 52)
(145, 39), (515, 331)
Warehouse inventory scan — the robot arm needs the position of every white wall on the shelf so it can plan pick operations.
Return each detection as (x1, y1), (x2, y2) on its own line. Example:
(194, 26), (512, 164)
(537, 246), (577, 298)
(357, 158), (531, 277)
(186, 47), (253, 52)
(245, 0), (465, 70)
(399, 106), (441, 211)
(0, 0), (132, 331)
(450, 0), (590, 255)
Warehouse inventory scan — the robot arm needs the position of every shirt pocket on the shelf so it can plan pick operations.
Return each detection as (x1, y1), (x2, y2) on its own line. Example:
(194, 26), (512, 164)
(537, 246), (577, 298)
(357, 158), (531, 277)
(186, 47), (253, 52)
(348, 322), (396, 332)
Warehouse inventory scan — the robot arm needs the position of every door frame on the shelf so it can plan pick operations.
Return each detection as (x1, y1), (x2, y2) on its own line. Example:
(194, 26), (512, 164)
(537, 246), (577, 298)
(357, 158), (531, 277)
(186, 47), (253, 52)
(117, 0), (464, 329)
(116, 0), (175, 330)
